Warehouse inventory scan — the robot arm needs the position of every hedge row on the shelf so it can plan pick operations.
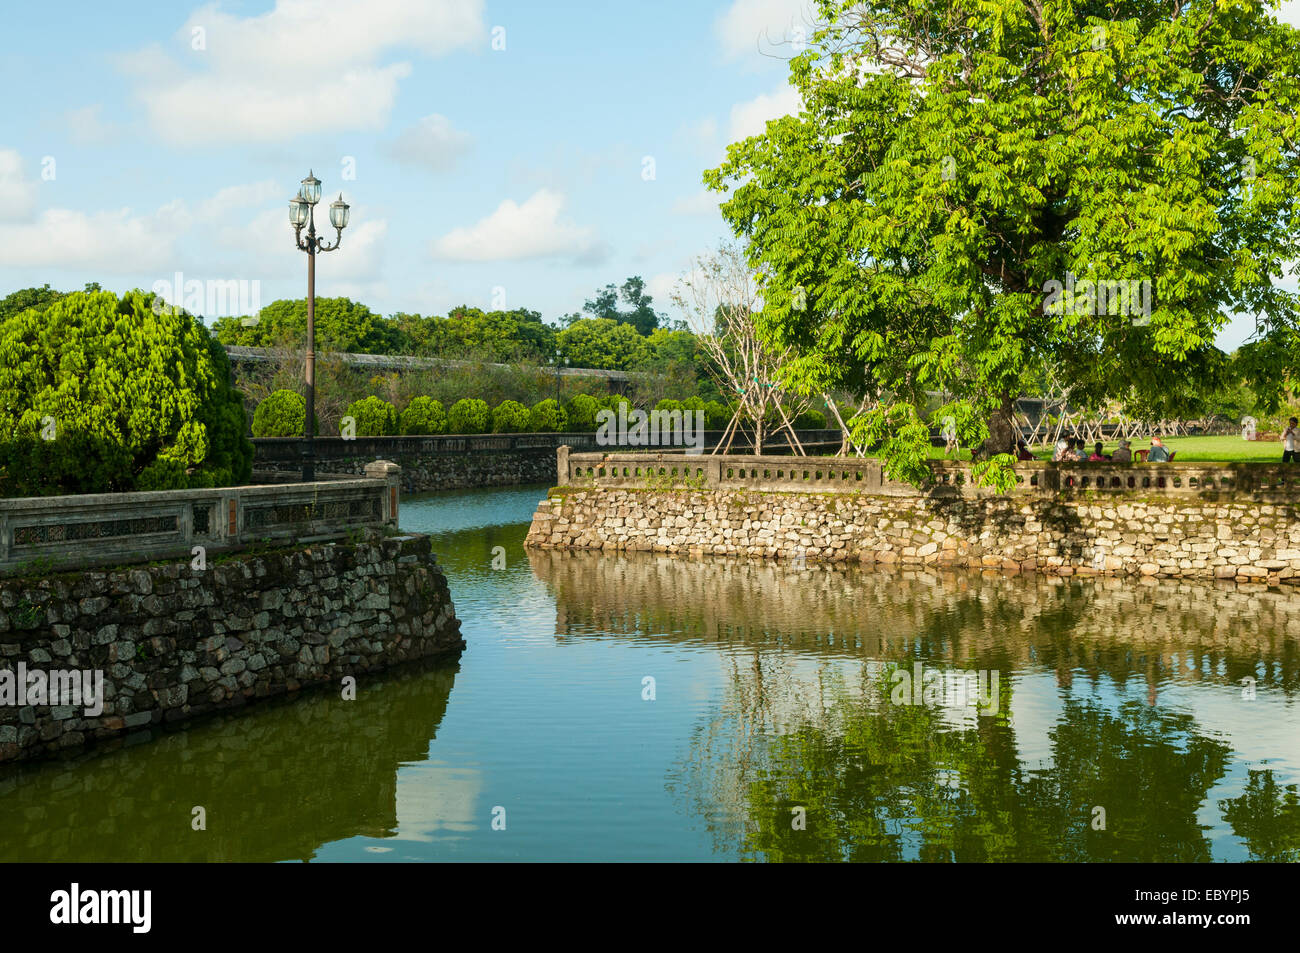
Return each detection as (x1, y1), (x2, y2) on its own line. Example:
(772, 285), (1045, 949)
(251, 391), (827, 438)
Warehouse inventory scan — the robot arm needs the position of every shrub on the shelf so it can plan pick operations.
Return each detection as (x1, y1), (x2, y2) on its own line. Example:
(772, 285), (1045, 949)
(448, 398), (490, 434)
(603, 394), (633, 415)
(252, 389), (317, 437)
(703, 400), (731, 429)
(0, 289), (252, 496)
(564, 394), (602, 432)
(492, 400), (531, 433)
(342, 396), (398, 436)
(655, 398), (684, 413)
(793, 408), (827, 429)
(400, 396), (446, 435)
(529, 398), (568, 432)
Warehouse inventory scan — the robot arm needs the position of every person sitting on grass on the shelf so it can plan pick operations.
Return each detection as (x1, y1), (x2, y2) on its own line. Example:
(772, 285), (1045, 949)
(1016, 439), (1035, 461)
(1088, 441), (1108, 462)
(1111, 439), (1133, 463)
(1284, 417), (1299, 463)
(1146, 436), (1171, 462)
(1053, 438), (1072, 462)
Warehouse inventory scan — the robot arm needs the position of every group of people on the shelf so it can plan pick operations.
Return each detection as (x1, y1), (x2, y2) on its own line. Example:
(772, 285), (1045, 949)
(1045, 436), (1172, 463)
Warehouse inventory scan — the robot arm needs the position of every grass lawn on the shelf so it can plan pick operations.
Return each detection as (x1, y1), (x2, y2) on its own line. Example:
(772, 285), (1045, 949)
(926, 434), (1290, 463)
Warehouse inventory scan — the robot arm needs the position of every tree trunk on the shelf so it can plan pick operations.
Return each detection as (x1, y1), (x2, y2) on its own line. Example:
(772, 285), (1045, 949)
(978, 394), (1018, 459)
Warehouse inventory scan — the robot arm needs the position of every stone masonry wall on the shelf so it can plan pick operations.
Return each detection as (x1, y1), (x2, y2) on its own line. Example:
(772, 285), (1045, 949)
(255, 450), (554, 493)
(526, 487), (1300, 586)
(0, 531), (463, 763)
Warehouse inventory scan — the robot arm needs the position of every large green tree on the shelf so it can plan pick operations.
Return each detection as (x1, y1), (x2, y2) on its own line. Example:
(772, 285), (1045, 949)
(706, 0), (1300, 485)
(581, 276), (663, 336)
(556, 317), (650, 369)
(0, 289), (252, 495)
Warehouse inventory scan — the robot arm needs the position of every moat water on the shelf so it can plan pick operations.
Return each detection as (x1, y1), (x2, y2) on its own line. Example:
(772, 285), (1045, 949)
(2, 484), (1299, 861)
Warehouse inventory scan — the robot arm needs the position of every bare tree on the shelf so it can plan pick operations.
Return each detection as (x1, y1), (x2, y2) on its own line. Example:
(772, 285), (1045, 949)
(672, 242), (807, 455)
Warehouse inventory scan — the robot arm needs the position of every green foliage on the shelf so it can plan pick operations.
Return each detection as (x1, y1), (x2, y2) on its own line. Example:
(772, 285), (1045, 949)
(491, 399), (532, 433)
(342, 396), (398, 436)
(564, 393), (602, 432)
(447, 398), (490, 434)
(529, 398), (568, 432)
(655, 398), (684, 413)
(399, 396), (446, 435)
(252, 389), (315, 438)
(0, 285), (68, 323)
(706, 0), (1300, 489)
(581, 276), (663, 336)
(557, 318), (649, 370)
(214, 297), (404, 354)
(0, 289), (252, 496)
(792, 407), (826, 429)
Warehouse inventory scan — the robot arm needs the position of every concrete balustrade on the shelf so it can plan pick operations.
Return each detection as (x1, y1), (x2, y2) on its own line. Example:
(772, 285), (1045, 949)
(0, 460), (402, 575)
(559, 450), (1300, 501)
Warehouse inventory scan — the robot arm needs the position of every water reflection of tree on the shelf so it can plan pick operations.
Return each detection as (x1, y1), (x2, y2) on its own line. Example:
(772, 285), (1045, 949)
(533, 549), (1300, 859)
(688, 660), (1235, 862)
(1220, 770), (1300, 862)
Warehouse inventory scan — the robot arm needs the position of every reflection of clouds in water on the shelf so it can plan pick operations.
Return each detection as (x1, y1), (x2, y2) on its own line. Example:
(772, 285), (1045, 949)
(1008, 673), (1065, 766)
(393, 761), (482, 840)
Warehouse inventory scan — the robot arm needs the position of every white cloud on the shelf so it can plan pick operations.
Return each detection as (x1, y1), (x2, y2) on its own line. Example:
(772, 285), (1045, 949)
(385, 114), (473, 171)
(66, 106), (121, 146)
(0, 207), (182, 272)
(429, 189), (602, 263)
(715, 0), (813, 60)
(728, 83), (802, 140)
(0, 179), (329, 276)
(216, 202), (387, 282)
(671, 190), (724, 217)
(133, 0), (485, 145)
(646, 272), (679, 304)
(0, 150), (38, 223)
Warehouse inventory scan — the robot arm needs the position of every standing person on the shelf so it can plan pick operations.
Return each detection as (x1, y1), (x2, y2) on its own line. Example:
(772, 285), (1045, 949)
(1284, 417), (1299, 463)
(1147, 436), (1171, 462)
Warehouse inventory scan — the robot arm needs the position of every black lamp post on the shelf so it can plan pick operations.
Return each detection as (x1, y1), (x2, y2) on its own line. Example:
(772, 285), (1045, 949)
(289, 171), (349, 481)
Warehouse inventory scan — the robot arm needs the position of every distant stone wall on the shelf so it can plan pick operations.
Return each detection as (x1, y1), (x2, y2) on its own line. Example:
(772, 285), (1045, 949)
(0, 531), (463, 763)
(252, 432), (843, 493)
(526, 486), (1300, 586)
(256, 449), (554, 493)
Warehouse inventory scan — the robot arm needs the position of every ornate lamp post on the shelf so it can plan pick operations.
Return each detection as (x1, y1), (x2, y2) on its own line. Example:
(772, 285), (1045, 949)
(289, 170), (350, 481)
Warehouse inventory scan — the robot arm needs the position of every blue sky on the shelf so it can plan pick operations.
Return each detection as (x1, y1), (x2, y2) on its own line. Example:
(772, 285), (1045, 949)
(0, 0), (1295, 351)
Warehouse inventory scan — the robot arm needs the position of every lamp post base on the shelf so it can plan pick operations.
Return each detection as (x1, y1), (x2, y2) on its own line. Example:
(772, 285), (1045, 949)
(301, 446), (315, 483)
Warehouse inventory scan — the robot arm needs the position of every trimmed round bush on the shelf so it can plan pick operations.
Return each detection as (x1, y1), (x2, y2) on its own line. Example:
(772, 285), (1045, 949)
(793, 408), (827, 429)
(492, 400), (531, 433)
(252, 389), (316, 438)
(400, 396), (446, 435)
(704, 400), (731, 429)
(564, 393), (602, 432)
(448, 398), (490, 434)
(342, 396), (398, 436)
(529, 398), (568, 432)
(0, 289), (252, 495)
